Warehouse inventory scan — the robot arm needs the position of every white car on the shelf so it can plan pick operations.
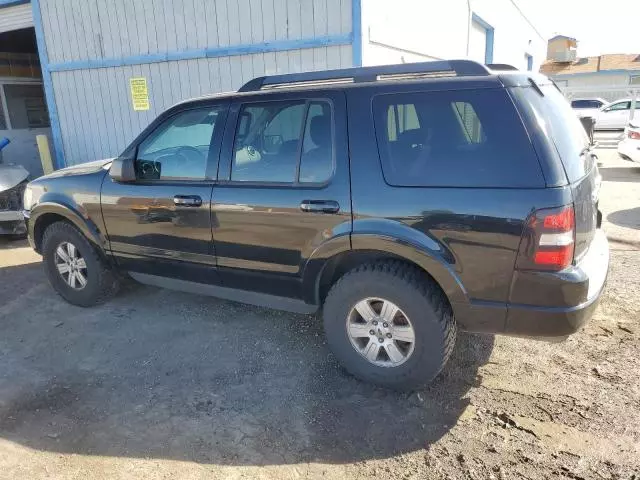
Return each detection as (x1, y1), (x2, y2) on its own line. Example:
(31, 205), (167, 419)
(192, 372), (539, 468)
(595, 99), (638, 130)
(618, 122), (640, 163)
(571, 98), (607, 119)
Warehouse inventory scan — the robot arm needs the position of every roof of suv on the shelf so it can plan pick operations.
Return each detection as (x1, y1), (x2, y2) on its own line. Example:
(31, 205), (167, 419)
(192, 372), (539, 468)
(177, 60), (552, 108)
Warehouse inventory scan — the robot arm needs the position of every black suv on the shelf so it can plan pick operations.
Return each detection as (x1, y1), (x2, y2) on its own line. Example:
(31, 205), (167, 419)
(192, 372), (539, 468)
(23, 60), (609, 390)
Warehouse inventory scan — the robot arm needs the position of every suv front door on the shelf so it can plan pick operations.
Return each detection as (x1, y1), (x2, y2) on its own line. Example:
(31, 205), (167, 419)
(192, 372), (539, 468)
(102, 102), (228, 282)
(212, 90), (351, 299)
(597, 101), (630, 129)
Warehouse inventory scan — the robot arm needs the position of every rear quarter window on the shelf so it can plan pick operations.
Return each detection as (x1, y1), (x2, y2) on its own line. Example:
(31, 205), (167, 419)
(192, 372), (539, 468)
(524, 85), (592, 183)
(372, 89), (544, 188)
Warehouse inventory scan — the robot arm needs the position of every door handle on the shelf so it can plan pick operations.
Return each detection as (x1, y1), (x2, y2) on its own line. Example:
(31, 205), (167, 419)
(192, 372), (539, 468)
(300, 200), (340, 214)
(173, 195), (202, 207)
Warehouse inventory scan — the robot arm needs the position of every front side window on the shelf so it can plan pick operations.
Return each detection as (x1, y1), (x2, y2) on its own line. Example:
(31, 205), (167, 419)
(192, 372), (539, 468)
(606, 101), (631, 111)
(231, 100), (333, 184)
(136, 107), (222, 180)
(373, 89), (543, 188)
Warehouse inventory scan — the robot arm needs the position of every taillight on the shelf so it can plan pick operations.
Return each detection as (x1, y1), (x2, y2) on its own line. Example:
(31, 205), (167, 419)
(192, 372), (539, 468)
(628, 130), (640, 140)
(516, 205), (575, 271)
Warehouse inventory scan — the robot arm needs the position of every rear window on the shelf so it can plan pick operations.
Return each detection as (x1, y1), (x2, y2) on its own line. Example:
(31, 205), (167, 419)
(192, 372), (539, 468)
(525, 85), (592, 183)
(373, 89), (544, 188)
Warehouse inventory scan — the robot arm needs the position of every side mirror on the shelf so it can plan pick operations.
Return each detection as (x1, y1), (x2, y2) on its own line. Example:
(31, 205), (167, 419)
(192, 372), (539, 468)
(109, 157), (136, 182)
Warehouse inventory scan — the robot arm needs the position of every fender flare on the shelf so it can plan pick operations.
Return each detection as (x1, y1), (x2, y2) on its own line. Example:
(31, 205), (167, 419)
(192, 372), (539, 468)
(29, 200), (105, 252)
(349, 234), (468, 304)
(301, 231), (468, 307)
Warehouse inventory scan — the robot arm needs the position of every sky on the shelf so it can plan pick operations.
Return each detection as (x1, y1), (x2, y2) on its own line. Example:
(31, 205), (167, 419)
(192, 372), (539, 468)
(520, 0), (640, 56)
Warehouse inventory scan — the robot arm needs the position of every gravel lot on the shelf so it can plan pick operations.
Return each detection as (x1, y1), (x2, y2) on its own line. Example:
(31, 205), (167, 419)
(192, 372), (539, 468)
(0, 149), (638, 480)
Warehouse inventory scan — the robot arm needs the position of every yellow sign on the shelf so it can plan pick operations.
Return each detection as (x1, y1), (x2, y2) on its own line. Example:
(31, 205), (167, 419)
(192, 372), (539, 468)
(129, 77), (150, 111)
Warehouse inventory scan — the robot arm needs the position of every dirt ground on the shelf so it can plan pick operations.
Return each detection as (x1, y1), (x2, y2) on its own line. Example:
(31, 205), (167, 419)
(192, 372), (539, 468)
(0, 149), (638, 480)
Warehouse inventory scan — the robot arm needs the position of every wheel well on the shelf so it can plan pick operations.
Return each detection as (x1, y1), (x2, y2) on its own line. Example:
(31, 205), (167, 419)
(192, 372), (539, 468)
(33, 213), (71, 253)
(317, 250), (452, 311)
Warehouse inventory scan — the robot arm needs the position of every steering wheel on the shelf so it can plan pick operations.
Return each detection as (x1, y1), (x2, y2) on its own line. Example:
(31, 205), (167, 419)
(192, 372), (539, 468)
(175, 146), (205, 170)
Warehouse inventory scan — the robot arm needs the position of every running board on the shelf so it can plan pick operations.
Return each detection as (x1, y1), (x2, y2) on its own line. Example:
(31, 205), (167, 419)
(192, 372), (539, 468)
(128, 272), (317, 315)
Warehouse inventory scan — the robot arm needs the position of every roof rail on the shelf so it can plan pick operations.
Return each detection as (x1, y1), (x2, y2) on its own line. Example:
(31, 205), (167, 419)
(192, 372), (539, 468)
(238, 60), (491, 92)
(486, 63), (519, 71)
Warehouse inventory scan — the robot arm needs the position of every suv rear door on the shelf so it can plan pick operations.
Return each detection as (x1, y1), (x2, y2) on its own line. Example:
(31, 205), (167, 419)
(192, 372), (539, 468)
(211, 89), (351, 299)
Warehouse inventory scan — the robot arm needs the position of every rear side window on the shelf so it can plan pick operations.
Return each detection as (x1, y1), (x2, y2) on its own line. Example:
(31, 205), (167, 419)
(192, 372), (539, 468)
(373, 89), (544, 188)
(571, 99), (602, 109)
(524, 85), (591, 183)
(231, 100), (333, 183)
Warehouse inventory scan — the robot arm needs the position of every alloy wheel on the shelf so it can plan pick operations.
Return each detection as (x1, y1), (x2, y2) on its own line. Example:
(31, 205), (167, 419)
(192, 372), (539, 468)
(54, 241), (88, 290)
(346, 297), (416, 367)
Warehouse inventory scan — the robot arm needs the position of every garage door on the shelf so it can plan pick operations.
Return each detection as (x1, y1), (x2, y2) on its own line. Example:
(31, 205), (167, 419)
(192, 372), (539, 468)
(0, 3), (33, 34)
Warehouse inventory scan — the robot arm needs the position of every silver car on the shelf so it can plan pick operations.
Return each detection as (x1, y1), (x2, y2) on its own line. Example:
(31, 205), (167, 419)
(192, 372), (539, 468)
(0, 163), (29, 236)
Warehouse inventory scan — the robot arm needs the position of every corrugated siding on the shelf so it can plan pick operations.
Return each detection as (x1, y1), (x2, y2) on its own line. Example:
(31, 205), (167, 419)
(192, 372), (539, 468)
(41, 0), (353, 64)
(52, 45), (353, 165)
(0, 3), (33, 34)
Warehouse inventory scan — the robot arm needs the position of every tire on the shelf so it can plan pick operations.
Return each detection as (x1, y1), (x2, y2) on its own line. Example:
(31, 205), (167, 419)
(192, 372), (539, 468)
(323, 261), (456, 390)
(42, 221), (120, 307)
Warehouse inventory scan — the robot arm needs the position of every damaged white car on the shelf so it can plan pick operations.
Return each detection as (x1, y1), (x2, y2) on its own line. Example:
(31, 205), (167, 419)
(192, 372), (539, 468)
(0, 163), (29, 237)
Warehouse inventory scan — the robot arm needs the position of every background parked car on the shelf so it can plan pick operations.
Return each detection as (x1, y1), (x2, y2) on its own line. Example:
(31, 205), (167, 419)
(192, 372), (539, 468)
(595, 99), (638, 130)
(618, 122), (640, 163)
(571, 98), (607, 119)
(0, 162), (28, 237)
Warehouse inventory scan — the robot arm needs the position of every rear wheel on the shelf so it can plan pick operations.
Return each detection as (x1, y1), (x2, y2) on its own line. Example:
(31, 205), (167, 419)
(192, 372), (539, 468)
(42, 221), (120, 307)
(323, 261), (456, 390)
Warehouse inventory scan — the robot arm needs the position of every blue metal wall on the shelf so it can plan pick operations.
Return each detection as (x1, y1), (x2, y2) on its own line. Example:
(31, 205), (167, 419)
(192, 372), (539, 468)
(34, 0), (356, 166)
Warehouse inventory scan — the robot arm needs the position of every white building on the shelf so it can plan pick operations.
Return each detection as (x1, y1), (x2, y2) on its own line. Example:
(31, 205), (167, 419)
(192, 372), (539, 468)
(0, 0), (545, 171)
(361, 0), (545, 71)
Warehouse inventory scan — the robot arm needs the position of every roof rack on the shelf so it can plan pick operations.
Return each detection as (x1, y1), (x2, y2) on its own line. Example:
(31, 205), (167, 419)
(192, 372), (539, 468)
(238, 60), (491, 92)
(486, 63), (519, 71)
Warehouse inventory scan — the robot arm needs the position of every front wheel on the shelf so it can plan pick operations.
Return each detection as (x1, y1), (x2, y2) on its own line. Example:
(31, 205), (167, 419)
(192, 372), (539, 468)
(323, 261), (456, 390)
(42, 221), (120, 307)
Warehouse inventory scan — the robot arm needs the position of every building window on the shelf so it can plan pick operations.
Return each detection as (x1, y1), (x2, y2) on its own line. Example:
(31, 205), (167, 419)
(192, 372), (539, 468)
(630, 76), (640, 85)
(471, 13), (494, 64)
(0, 83), (50, 130)
(525, 54), (533, 71)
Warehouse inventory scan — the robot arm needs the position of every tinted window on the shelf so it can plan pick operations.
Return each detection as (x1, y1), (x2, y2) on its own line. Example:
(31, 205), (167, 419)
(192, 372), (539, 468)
(231, 100), (333, 183)
(571, 99), (602, 109)
(299, 102), (334, 182)
(523, 85), (591, 183)
(373, 89), (543, 188)
(136, 107), (222, 180)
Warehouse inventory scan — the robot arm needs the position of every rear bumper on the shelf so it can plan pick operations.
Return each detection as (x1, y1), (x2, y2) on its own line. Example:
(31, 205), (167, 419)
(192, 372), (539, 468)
(504, 230), (609, 337)
(618, 139), (640, 163)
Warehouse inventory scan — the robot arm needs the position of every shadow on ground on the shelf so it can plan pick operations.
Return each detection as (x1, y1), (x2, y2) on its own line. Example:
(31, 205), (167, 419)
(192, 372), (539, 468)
(0, 250), (494, 466)
(607, 207), (640, 230)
